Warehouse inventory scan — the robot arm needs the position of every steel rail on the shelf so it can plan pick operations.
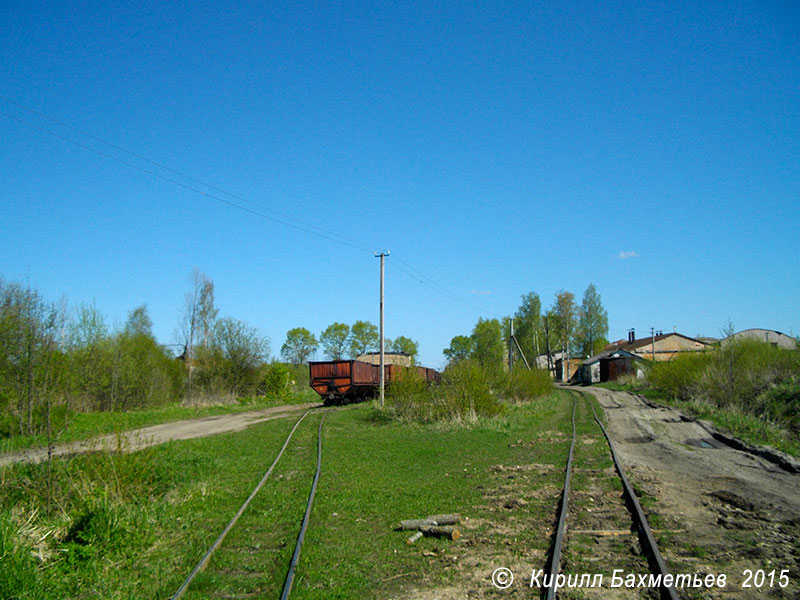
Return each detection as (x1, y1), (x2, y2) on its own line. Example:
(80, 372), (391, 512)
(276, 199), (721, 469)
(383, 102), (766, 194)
(585, 395), (679, 600)
(281, 412), (326, 600)
(171, 409), (313, 600)
(543, 394), (577, 600)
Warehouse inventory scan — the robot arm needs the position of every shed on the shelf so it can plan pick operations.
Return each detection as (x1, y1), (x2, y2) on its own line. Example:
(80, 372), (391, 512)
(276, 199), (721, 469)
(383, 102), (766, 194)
(575, 349), (641, 385)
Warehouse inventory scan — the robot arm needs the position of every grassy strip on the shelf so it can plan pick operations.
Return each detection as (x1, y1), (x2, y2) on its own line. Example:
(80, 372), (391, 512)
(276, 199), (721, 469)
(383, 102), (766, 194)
(2, 391), (581, 598)
(598, 381), (800, 457)
(0, 390), (317, 454)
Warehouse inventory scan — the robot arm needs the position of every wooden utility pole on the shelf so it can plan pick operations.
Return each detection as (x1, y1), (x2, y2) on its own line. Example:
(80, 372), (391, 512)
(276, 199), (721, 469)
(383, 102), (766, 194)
(508, 319), (514, 373)
(375, 252), (389, 406)
(651, 327), (656, 361)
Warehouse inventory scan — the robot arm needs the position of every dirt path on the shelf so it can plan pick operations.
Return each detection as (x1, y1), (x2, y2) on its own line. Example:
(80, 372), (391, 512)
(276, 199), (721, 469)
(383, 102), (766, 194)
(0, 402), (320, 467)
(580, 386), (800, 599)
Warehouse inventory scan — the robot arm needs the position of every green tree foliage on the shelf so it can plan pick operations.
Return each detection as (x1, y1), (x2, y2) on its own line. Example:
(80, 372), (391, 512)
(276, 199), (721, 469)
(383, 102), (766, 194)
(196, 317), (270, 395)
(349, 320), (379, 357)
(514, 292), (542, 363)
(443, 335), (474, 364)
(391, 336), (419, 363)
(280, 327), (318, 365)
(577, 284), (608, 358)
(123, 304), (153, 337)
(260, 362), (292, 399)
(551, 290), (577, 355)
(470, 318), (504, 372)
(320, 322), (350, 359)
(68, 304), (182, 411)
(0, 279), (64, 436)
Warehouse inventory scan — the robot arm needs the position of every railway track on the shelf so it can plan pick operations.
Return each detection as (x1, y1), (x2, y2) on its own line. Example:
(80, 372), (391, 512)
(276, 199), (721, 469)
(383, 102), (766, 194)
(171, 407), (327, 600)
(541, 392), (679, 599)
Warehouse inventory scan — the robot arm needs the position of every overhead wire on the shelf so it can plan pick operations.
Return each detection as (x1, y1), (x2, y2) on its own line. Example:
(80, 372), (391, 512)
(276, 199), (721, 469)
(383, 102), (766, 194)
(1, 95), (503, 319)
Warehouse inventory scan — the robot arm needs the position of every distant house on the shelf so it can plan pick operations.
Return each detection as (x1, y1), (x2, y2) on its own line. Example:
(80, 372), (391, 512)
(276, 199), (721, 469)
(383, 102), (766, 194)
(356, 351), (413, 367)
(724, 329), (797, 350)
(608, 330), (711, 361)
(574, 349), (643, 385)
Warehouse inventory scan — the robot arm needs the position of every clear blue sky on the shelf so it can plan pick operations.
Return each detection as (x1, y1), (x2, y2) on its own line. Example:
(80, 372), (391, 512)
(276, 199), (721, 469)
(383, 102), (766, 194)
(2, 1), (798, 368)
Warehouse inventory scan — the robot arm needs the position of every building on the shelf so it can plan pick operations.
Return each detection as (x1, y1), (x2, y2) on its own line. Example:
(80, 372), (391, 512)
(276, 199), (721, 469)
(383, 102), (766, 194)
(724, 329), (797, 350)
(609, 329), (711, 361)
(554, 356), (583, 383)
(574, 349), (643, 384)
(356, 351), (413, 367)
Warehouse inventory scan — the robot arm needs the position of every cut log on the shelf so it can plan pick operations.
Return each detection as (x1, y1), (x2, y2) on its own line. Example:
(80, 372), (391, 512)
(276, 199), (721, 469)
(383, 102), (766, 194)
(400, 519), (437, 530)
(421, 526), (461, 541)
(406, 531), (423, 544)
(425, 514), (461, 525)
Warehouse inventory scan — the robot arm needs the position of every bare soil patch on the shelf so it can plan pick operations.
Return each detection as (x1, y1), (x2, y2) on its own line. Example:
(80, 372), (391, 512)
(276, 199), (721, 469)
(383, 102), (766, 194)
(0, 402), (318, 467)
(581, 387), (800, 599)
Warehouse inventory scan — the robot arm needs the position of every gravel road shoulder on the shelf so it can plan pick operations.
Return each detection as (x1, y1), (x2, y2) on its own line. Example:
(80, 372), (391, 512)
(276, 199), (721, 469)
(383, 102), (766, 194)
(0, 402), (320, 467)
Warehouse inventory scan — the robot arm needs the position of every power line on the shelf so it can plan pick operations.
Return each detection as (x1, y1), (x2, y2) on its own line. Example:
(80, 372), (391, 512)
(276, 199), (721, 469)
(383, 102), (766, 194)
(0, 109), (374, 252)
(0, 97), (375, 253)
(1, 96), (505, 320)
(389, 255), (504, 318)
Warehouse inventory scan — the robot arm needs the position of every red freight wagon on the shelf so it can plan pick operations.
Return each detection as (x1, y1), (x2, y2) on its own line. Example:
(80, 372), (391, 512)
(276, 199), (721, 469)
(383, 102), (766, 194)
(309, 360), (438, 405)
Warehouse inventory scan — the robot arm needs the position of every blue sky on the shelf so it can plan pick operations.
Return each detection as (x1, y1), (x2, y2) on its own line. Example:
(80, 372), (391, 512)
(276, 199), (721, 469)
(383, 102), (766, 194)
(2, 1), (798, 368)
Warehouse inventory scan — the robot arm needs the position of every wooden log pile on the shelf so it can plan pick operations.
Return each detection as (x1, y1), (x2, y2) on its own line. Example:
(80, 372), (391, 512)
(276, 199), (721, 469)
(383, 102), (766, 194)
(398, 514), (461, 543)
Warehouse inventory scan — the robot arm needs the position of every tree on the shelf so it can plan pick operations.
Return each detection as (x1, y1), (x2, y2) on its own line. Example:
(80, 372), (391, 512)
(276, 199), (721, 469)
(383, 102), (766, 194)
(281, 327), (318, 365)
(391, 336), (419, 363)
(320, 322), (350, 359)
(179, 269), (217, 388)
(514, 292), (542, 362)
(552, 291), (577, 354)
(124, 304), (153, 338)
(443, 335), (474, 364)
(471, 318), (504, 372)
(349, 320), (379, 357)
(577, 284), (608, 357)
(200, 316), (270, 394)
(0, 280), (63, 435)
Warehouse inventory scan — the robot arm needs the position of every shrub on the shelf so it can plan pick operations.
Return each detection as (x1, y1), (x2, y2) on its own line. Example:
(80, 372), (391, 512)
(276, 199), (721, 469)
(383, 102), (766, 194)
(501, 368), (553, 402)
(385, 361), (505, 423)
(259, 363), (292, 400)
(647, 352), (711, 401)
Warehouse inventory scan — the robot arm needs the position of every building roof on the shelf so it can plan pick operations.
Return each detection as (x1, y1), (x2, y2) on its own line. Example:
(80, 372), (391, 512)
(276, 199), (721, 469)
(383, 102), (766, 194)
(725, 329), (797, 349)
(613, 332), (709, 353)
(580, 348), (638, 366)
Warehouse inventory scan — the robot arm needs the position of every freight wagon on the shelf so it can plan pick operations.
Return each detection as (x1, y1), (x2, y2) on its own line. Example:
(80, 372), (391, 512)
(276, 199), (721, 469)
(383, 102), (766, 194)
(309, 359), (438, 405)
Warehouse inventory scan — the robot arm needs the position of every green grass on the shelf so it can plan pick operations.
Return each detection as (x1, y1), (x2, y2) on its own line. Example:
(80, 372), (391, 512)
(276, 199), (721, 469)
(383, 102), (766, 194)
(0, 390), (317, 454)
(1, 391), (580, 598)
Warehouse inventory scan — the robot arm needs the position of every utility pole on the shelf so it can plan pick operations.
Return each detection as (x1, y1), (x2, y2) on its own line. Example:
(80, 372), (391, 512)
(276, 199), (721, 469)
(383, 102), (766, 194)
(651, 327), (656, 361)
(510, 320), (514, 372)
(375, 252), (389, 406)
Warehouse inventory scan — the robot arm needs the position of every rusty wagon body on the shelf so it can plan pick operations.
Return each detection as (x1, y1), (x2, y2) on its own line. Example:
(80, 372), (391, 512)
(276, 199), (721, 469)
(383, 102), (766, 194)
(309, 360), (438, 405)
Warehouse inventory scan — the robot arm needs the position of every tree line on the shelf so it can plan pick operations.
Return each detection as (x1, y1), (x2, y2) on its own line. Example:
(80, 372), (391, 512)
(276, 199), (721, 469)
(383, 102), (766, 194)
(280, 322), (419, 364)
(443, 284), (609, 374)
(0, 270), (275, 438)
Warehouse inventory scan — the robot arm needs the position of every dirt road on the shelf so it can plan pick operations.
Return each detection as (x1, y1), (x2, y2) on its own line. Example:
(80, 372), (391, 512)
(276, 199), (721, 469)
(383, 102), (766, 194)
(581, 386), (800, 599)
(0, 402), (319, 467)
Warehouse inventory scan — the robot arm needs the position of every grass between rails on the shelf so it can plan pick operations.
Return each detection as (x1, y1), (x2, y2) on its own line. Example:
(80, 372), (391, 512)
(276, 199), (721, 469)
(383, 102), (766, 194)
(598, 381), (800, 458)
(0, 390), (317, 454)
(2, 390), (582, 599)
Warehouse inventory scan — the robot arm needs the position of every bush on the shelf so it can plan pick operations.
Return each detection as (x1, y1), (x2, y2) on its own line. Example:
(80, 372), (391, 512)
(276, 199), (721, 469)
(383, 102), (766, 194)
(756, 378), (800, 433)
(259, 363), (292, 400)
(647, 352), (711, 402)
(501, 368), (553, 402)
(386, 361), (505, 423)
